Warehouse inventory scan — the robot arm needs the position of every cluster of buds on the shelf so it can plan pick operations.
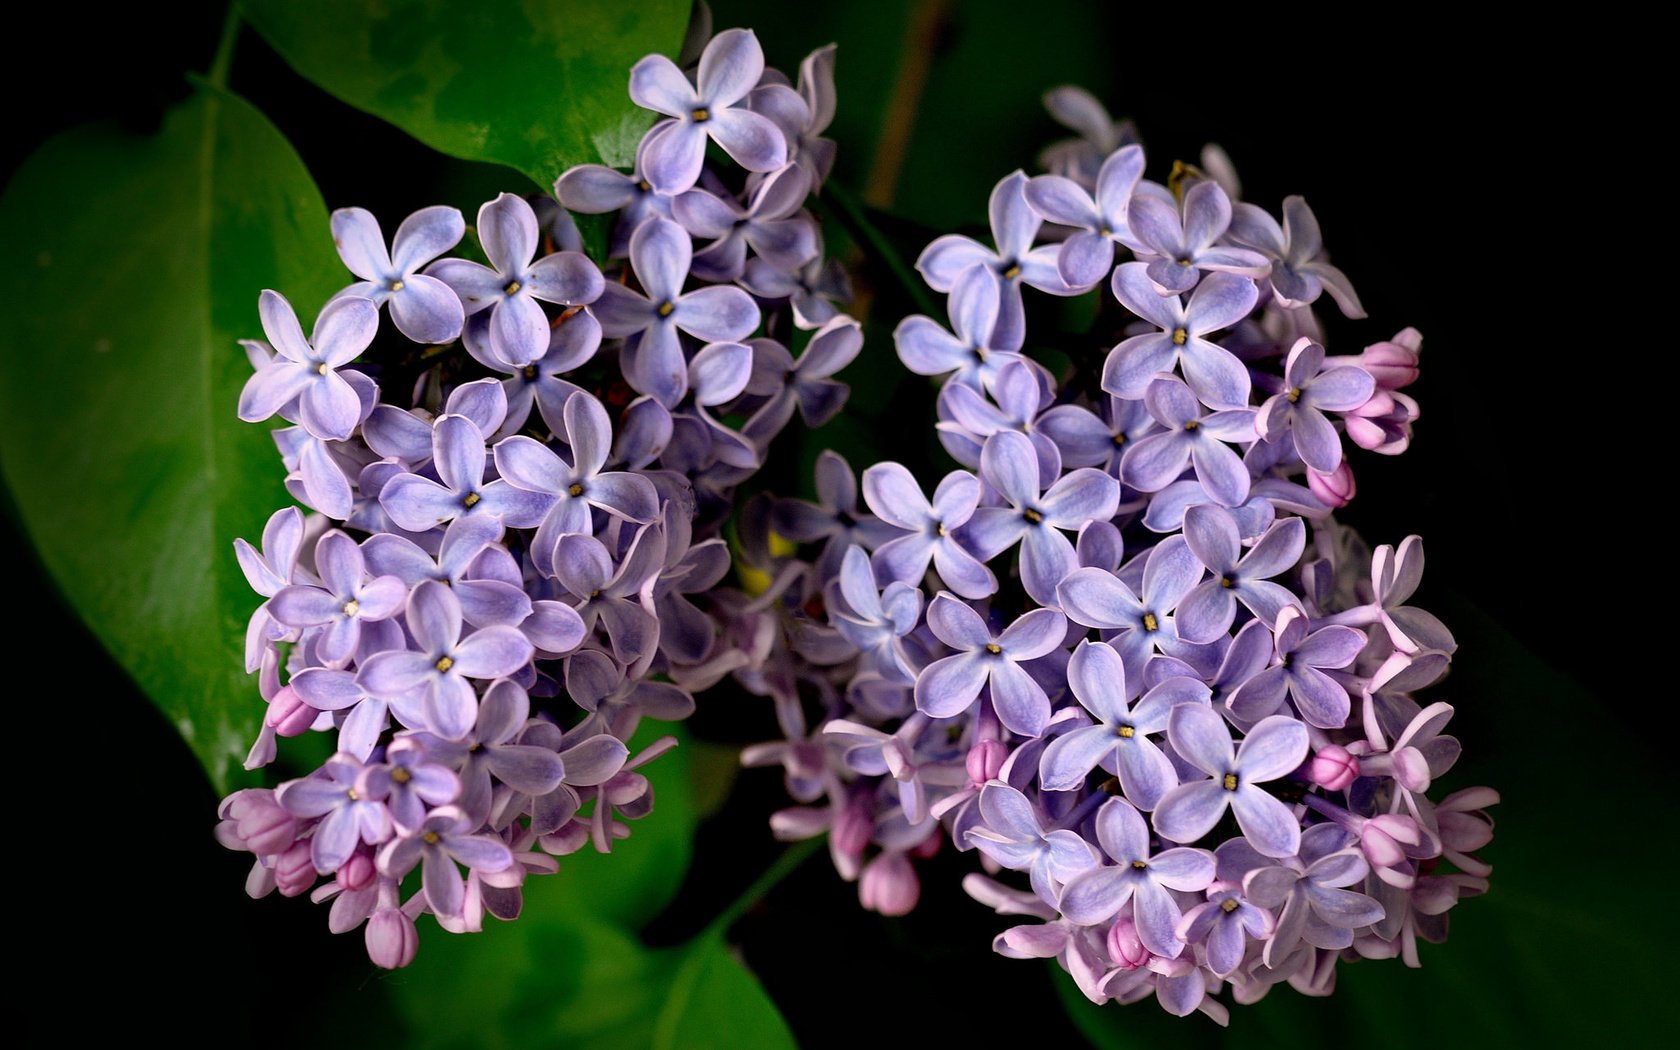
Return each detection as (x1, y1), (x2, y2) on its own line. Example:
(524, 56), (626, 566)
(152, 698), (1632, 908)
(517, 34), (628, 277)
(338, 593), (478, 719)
(733, 86), (1494, 1022)
(216, 26), (859, 968)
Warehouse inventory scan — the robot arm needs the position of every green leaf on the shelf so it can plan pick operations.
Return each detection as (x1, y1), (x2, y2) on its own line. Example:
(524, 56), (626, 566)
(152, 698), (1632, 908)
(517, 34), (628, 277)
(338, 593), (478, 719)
(0, 85), (342, 794)
(242, 0), (692, 188)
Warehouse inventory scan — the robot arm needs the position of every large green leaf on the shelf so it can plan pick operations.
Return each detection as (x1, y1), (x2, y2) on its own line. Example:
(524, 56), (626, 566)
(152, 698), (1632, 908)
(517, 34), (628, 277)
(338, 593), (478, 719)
(0, 85), (342, 793)
(242, 0), (692, 188)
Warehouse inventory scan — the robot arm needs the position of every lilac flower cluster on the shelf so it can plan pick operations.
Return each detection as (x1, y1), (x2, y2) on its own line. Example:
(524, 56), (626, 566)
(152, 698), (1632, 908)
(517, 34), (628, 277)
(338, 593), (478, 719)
(216, 27), (857, 968)
(735, 87), (1494, 1021)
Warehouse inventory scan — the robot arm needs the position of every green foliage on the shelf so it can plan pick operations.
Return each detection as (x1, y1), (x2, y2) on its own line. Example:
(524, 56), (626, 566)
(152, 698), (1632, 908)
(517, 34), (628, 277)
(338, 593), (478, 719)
(0, 84), (343, 793)
(242, 0), (692, 188)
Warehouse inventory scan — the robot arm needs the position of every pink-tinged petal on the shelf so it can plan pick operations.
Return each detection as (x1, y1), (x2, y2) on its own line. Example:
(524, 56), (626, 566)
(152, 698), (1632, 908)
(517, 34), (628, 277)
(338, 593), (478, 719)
(989, 660), (1050, 736)
(1057, 568), (1139, 630)
(629, 53), (694, 116)
(913, 652), (988, 718)
(477, 193), (538, 273)
(1058, 866), (1131, 925)
(526, 251), (603, 306)
(1231, 788), (1302, 858)
(1168, 704), (1234, 777)
(1039, 724), (1116, 792)
(706, 107), (787, 172)
(391, 205), (465, 273)
(1236, 714), (1310, 782)
(916, 234), (992, 291)
(675, 284), (759, 342)
(1151, 779), (1229, 845)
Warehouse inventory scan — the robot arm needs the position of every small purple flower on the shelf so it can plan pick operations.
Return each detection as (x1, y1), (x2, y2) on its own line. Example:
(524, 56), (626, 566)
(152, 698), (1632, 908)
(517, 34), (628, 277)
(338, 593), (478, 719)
(1153, 706), (1308, 858)
(740, 251), (852, 330)
(893, 269), (1029, 391)
(961, 429), (1120, 606)
(1228, 195), (1365, 317)
(1103, 262), (1257, 407)
(376, 805), (513, 919)
(742, 314), (862, 438)
(553, 526), (665, 668)
(1224, 825), (1385, 964)
(358, 738), (461, 832)
(427, 193), (603, 367)
(828, 545), (921, 683)
(967, 783), (1097, 904)
(1119, 376), (1257, 507)
(1175, 507), (1305, 644)
(1256, 338), (1375, 473)
(277, 753), (393, 874)
(1024, 144), (1146, 288)
(493, 390), (661, 576)
(913, 593), (1066, 736)
(771, 450), (896, 582)
(482, 310), (598, 437)
(1057, 798), (1216, 959)
(1229, 605), (1365, 729)
(629, 27), (788, 193)
(1177, 884), (1274, 977)
(862, 463), (997, 600)
(672, 163), (817, 282)
(238, 291), (375, 442)
(330, 205), (466, 343)
(1038, 640), (1205, 809)
(1056, 536), (1204, 681)
(554, 136), (674, 258)
(268, 529), (408, 666)
(916, 171), (1074, 351)
(592, 216), (760, 406)
(379, 415), (555, 534)
(356, 580), (534, 740)
(1127, 179), (1269, 295)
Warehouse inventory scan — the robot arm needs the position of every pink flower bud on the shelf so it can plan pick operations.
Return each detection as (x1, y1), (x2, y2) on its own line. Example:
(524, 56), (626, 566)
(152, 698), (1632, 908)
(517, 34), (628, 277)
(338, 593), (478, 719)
(966, 739), (1008, 784)
(1359, 327), (1422, 389)
(1308, 745), (1360, 791)
(832, 794), (873, 858)
(859, 852), (920, 916)
(215, 788), (298, 856)
(273, 840), (317, 897)
(264, 685), (316, 737)
(1106, 917), (1149, 970)
(337, 849), (377, 892)
(1308, 461), (1356, 508)
(366, 907), (419, 969)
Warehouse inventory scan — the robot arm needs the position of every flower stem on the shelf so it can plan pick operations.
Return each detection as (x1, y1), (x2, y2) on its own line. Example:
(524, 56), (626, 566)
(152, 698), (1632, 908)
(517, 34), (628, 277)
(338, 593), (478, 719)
(207, 4), (241, 90)
(703, 836), (823, 939)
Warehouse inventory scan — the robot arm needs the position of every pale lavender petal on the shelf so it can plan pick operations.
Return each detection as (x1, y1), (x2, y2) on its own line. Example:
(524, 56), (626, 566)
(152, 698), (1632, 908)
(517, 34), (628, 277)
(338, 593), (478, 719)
(1038, 724), (1116, 792)
(989, 660), (1050, 736)
(1057, 866), (1130, 925)
(1167, 704), (1233, 777)
(706, 107), (787, 172)
(1232, 788), (1302, 858)
(1151, 779), (1229, 846)
(675, 285), (759, 341)
(914, 652), (988, 718)
(1236, 714), (1310, 782)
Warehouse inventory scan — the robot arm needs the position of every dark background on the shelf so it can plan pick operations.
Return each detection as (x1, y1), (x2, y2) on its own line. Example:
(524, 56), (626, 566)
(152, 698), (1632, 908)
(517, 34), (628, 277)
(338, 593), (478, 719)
(8, 2), (1656, 1046)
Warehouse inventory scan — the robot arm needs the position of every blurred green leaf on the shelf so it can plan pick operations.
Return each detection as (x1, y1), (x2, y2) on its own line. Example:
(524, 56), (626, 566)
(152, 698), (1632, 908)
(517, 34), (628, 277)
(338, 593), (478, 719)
(0, 84), (342, 793)
(242, 0), (691, 188)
